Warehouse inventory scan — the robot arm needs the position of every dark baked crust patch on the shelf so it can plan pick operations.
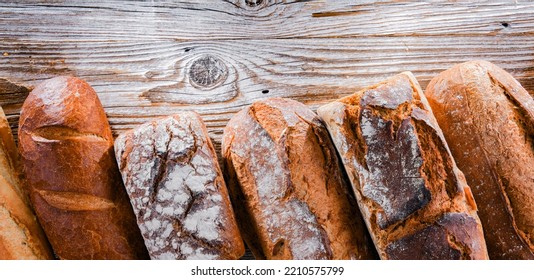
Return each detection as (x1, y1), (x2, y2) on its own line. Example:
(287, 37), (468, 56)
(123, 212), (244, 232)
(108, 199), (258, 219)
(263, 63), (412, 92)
(318, 72), (488, 260)
(360, 109), (430, 229)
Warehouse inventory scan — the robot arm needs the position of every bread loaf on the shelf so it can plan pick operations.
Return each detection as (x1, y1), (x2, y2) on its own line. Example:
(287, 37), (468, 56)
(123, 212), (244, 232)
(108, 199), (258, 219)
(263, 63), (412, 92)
(425, 60), (534, 259)
(114, 112), (244, 260)
(317, 72), (488, 259)
(18, 76), (148, 259)
(222, 97), (378, 260)
(0, 106), (53, 259)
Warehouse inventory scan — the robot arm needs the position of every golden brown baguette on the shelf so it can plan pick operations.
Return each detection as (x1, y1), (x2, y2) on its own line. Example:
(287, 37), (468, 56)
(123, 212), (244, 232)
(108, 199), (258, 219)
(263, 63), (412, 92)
(318, 72), (488, 260)
(0, 106), (53, 259)
(425, 60), (534, 259)
(222, 97), (378, 260)
(18, 76), (149, 259)
(114, 112), (245, 260)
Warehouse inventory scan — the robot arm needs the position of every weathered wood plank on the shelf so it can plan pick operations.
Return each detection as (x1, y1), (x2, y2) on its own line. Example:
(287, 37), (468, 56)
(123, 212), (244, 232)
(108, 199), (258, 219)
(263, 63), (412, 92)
(1, 0), (534, 151)
(2, 36), (533, 138)
(1, 0), (533, 40)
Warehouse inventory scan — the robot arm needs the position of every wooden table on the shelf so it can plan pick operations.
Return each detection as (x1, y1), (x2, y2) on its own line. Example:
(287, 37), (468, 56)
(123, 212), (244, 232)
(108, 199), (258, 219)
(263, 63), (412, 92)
(1, 0), (534, 149)
(1, 0), (533, 259)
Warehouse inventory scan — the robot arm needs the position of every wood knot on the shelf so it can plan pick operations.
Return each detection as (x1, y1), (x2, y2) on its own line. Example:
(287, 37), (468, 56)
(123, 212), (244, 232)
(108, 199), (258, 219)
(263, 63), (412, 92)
(188, 55), (228, 90)
(240, 0), (267, 10)
(245, 0), (263, 7)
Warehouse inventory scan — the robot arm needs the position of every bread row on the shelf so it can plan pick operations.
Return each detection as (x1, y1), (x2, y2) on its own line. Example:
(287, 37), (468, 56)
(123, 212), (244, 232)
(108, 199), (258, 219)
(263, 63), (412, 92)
(1, 60), (532, 259)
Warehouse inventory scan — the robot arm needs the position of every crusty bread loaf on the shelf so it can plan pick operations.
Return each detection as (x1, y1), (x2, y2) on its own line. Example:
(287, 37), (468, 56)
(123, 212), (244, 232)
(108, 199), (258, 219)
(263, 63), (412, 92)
(0, 106), (53, 259)
(222, 97), (378, 260)
(18, 76), (148, 259)
(425, 60), (534, 259)
(317, 72), (488, 260)
(114, 112), (245, 260)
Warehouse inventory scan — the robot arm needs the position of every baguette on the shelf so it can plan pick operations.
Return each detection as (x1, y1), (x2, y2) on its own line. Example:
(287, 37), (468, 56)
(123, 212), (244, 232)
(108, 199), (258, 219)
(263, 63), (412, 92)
(222, 97), (378, 260)
(18, 76), (149, 259)
(317, 72), (488, 259)
(425, 60), (534, 259)
(114, 112), (245, 260)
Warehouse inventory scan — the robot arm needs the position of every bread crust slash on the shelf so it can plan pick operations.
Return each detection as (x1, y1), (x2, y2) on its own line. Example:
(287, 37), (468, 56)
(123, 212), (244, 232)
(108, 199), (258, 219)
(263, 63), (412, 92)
(425, 60), (534, 259)
(318, 72), (488, 260)
(222, 97), (378, 260)
(18, 76), (148, 259)
(114, 112), (244, 260)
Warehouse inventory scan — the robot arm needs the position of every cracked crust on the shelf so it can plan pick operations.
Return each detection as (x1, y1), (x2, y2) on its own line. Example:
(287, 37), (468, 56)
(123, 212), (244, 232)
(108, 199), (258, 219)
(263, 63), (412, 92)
(222, 97), (378, 260)
(318, 72), (488, 260)
(114, 112), (244, 260)
(425, 60), (534, 259)
(18, 76), (149, 259)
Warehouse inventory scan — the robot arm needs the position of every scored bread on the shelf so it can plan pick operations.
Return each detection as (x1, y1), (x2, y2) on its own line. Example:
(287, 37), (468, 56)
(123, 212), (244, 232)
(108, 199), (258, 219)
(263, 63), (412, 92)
(18, 76), (148, 259)
(317, 72), (488, 260)
(222, 97), (378, 260)
(114, 112), (245, 260)
(425, 61), (534, 259)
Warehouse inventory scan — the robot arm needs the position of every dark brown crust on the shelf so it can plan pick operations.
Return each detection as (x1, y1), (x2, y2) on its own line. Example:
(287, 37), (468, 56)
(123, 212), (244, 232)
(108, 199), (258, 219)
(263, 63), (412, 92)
(318, 72), (488, 260)
(425, 60), (534, 259)
(222, 97), (378, 260)
(18, 76), (148, 259)
(386, 213), (485, 260)
(386, 220), (462, 260)
(114, 112), (244, 260)
(360, 109), (431, 229)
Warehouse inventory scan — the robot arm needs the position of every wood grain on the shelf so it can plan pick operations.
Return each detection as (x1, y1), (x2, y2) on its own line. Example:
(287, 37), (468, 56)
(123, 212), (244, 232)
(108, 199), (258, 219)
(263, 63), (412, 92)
(2, 0), (534, 40)
(1, 0), (534, 261)
(1, 0), (534, 154)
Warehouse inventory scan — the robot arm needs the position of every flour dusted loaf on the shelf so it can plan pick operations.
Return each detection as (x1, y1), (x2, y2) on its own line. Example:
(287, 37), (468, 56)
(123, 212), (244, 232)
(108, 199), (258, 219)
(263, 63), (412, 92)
(0, 106), (53, 259)
(18, 76), (148, 259)
(425, 61), (534, 259)
(114, 112), (244, 260)
(317, 72), (488, 260)
(222, 97), (378, 260)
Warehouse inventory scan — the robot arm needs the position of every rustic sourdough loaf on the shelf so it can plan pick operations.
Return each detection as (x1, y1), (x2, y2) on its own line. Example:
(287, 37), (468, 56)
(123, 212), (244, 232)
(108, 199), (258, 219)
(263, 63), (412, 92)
(0, 106), (53, 259)
(114, 112), (244, 260)
(425, 60), (534, 259)
(222, 97), (378, 260)
(18, 76), (148, 259)
(317, 72), (488, 259)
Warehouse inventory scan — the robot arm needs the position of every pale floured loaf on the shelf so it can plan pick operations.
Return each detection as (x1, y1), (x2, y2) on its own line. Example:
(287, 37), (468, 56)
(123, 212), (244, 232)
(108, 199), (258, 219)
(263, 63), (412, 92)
(114, 112), (244, 260)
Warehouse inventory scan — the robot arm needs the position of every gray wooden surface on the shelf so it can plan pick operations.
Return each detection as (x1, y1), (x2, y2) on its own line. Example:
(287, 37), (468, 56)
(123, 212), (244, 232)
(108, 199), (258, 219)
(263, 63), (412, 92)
(1, 0), (534, 259)
(1, 1), (534, 145)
